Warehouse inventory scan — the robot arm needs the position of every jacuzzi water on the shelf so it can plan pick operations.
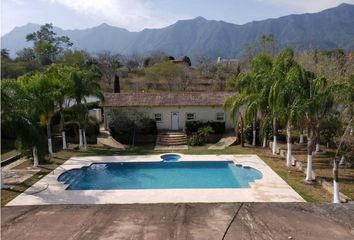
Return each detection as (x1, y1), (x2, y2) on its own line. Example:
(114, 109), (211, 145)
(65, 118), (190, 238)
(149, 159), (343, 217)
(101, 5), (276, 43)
(58, 161), (262, 190)
(160, 154), (181, 162)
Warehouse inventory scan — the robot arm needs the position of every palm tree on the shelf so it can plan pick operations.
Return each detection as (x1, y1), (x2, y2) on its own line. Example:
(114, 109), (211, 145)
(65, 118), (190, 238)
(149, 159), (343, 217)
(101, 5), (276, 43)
(224, 54), (274, 147)
(19, 71), (60, 157)
(1, 80), (46, 167)
(330, 74), (354, 202)
(46, 65), (73, 150)
(303, 73), (334, 181)
(67, 68), (103, 148)
(270, 48), (307, 167)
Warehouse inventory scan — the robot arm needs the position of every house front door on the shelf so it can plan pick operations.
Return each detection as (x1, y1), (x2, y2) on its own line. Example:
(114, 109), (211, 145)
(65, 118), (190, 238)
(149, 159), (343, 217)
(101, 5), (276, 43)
(171, 112), (179, 130)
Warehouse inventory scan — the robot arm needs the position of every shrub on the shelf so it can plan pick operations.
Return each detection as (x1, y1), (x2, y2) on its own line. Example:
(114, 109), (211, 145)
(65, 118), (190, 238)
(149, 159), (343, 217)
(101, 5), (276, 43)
(137, 117), (157, 134)
(187, 133), (203, 146)
(197, 126), (214, 142)
(244, 124), (260, 145)
(66, 118), (99, 138)
(109, 108), (157, 144)
(85, 101), (100, 110)
(185, 121), (225, 134)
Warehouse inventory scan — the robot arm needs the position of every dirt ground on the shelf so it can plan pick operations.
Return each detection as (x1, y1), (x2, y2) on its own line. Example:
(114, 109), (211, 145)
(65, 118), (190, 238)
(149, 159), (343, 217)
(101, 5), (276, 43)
(1, 203), (354, 240)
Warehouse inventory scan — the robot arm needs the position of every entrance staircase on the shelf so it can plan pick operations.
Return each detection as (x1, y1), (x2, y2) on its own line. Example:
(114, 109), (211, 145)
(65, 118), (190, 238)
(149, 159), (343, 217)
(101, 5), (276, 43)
(156, 131), (188, 146)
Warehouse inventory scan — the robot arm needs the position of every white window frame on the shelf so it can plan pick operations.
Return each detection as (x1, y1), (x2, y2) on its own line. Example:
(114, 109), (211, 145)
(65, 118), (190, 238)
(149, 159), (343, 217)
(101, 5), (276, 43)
(154, 113), (163, 122)
(216, 112), (225, 121)
(186, 113), (196, 121)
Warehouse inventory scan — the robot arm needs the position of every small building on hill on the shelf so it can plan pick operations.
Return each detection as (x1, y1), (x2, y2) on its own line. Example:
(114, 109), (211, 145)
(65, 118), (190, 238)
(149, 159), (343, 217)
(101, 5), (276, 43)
(101, 92), (235, 131)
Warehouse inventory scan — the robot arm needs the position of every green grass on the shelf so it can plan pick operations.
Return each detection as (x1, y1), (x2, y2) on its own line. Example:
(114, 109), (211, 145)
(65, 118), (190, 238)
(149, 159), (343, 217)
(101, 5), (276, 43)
(1, 143), (334, 206)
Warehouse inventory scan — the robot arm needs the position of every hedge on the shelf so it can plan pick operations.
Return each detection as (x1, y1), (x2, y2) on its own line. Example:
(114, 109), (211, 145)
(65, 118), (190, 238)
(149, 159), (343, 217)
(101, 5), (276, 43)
(185, 121), (225, 134)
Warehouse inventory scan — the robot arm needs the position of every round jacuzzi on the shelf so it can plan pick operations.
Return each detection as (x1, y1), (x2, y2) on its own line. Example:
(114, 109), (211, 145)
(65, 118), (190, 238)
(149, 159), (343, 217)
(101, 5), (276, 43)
(160, 154), (181, 162)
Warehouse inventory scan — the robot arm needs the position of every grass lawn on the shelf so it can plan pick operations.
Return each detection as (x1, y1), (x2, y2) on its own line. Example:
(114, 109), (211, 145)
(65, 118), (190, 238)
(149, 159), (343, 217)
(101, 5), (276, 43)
(1, 143), (339, 206)
(274, 142), (354, 200)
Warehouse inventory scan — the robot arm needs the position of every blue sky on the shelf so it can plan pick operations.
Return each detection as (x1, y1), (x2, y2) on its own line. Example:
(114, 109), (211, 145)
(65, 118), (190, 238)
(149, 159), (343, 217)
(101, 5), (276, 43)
(2, 0), (354, 35)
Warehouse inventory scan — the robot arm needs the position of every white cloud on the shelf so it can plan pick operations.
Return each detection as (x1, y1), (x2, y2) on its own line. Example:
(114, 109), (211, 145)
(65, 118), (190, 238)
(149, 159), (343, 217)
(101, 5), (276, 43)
(46, 0), (175, 30)
(259, 0), (354, 12)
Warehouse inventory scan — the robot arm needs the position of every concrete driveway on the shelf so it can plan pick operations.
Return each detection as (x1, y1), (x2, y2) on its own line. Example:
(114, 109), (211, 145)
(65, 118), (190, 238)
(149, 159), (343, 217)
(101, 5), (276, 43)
(1, 203), (354, 240)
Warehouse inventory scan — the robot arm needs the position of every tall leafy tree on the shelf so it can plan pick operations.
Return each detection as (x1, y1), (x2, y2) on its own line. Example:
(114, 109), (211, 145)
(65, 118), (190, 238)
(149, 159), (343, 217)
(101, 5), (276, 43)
(18, 71), (60, 156)
(26, 23), (73, 65)
(302, 73), (334, 181)
(270, 48), (307, 167)
(182, 56), (192, 66)
(67, 68), (103, 148)
(1, 48), (10, 61)
(1, 80), (46, 167)
(224, 54), (273, 147)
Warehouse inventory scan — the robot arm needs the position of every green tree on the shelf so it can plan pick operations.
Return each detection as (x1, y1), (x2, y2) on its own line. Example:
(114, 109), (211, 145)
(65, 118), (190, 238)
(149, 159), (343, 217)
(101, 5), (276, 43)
(302, 73), (334, 181)
(182, 56), (192, 66)
(1, 80), (46, 167)
(224, 54), (274, 148)
(1, 48), (10, 61)
(15, 48), (36, 62)
(26, 23), (73, 65)
(18, 70), (61, 156)
(67, 68), (103, 148)
(270, 48), (307, 167)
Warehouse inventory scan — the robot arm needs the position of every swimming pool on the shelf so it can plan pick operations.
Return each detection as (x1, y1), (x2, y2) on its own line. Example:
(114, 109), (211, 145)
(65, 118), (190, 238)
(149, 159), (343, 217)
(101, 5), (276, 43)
(58, 161), (262, 190)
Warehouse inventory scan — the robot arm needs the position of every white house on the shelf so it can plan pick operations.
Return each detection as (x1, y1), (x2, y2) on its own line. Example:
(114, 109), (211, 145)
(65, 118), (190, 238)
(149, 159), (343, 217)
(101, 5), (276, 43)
(101, 92), (236, 131)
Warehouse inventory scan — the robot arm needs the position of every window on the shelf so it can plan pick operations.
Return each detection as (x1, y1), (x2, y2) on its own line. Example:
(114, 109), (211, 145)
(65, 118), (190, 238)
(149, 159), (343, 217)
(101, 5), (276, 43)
(186, 113), (196, 121)
(154, 113), (162, 122)
(216, 112), (225, 121)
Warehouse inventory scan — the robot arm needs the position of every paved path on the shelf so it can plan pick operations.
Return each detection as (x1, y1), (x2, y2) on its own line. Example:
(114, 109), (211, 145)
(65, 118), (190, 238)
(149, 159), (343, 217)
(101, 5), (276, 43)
(2, 158), (40, 187)
(97, 130), (125, 150)
(2, 203), (353, 240)
(208, 132), (236, 150)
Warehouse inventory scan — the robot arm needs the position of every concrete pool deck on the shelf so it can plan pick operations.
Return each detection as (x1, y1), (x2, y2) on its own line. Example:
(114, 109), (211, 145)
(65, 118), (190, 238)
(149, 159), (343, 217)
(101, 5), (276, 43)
(6, 154), (304, 205)
(2, 203), (354, 240)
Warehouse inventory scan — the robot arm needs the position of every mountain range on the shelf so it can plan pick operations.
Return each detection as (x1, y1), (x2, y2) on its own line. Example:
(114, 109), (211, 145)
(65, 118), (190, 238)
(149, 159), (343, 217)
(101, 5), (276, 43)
(2, 3), (354, 61)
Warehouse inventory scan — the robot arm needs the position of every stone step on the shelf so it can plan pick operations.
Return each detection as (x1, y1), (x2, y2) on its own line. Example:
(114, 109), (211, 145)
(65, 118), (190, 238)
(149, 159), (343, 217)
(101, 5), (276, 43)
(159, 134), (187, 138)
(157, 139), (187, 144)
(156, 131), (187, 146)
(157, 136), (187, 141)
(156, 141), (187, 146)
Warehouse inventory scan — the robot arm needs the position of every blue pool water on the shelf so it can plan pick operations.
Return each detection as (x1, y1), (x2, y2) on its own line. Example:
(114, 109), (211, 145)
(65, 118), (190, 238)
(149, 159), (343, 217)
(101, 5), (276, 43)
(160, 154), (181, 162)
(58, 161), (262, 190)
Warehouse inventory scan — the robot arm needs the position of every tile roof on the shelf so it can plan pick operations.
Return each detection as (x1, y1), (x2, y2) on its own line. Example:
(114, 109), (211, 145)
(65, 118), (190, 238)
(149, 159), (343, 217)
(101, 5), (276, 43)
(101, 92), (236, 107)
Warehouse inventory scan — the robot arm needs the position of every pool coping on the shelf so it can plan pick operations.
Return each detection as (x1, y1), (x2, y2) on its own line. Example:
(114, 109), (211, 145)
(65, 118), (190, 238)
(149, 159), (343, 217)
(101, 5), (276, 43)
(6, 154), (305, 205)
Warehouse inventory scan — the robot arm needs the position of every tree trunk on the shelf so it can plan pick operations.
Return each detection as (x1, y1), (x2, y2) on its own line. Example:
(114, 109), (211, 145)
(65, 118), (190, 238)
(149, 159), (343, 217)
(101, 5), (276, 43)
(315, 127), (320, 152)
(286, 122), (292, 167)
(83, 129), (87, 149)
(333, 158), (340, 203)
(59, 107), (67, 150)
(240, 113), (244, 147)
(234, 117), (240, 144)
(316, 143), (320, 152)
(252, 112), (257, 146)
(79, 127), (83, 148)
(299, 129), (304, 144)
(47, 118), (53, 156)
(262, 136), (267, 148)
(62, 131), (67, 150)
(33, 146), (39, 167)
(306, 127), (314, 181)
(272, 117), (277, 155)
(1, 169), (4, 189)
